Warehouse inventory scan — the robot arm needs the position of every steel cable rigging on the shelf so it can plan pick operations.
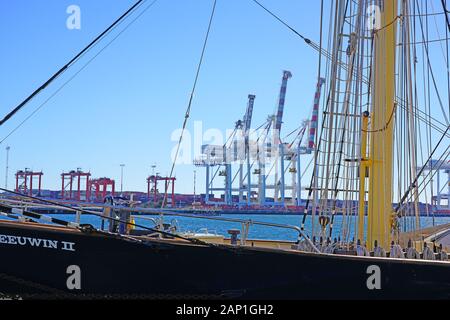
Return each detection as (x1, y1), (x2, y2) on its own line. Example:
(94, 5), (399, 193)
(253, 0), (450, 129)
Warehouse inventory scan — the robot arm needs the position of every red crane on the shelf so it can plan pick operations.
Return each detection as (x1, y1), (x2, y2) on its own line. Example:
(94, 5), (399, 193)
(89, 177), (115, 202)
(61, 169), (91, 201)
(15, 169), (43, 197)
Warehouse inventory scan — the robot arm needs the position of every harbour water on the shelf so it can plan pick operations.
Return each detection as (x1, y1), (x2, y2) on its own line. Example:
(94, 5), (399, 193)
(46, 214), (450, 242)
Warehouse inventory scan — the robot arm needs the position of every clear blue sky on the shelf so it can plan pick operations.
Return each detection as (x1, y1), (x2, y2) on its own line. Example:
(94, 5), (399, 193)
(0, 0), (323, 194)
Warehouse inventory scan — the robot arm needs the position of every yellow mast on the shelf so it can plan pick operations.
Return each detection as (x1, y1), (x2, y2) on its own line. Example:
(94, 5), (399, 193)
(358, 112), (369, 242)
(366, 0), (398, 251)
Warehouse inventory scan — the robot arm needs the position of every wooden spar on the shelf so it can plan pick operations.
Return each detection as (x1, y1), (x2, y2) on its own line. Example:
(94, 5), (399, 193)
(367, 0), (398, 250)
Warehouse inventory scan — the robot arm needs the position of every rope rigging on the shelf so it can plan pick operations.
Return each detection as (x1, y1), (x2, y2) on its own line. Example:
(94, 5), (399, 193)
(252, 0), (450, 133)
(415, 1), (450, 125)
(395, 132), (450, 214)
(251, 0), (312, 44)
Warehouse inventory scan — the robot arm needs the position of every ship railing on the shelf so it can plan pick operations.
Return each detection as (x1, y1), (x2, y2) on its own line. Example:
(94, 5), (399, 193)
(129, 210), (319, 252)
(0, 198), (101, 212)
(103, 206), (319, 252)
(0, 198), (320, 253)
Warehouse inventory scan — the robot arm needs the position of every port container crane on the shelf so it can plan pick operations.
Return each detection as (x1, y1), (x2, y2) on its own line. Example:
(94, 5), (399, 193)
(15, 169), (43, 197)
(236, 94), (256, 206)
(290, 77), (325, 206)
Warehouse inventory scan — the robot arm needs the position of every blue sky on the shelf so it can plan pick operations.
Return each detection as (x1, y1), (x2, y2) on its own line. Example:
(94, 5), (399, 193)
(0, 0), (323, 194)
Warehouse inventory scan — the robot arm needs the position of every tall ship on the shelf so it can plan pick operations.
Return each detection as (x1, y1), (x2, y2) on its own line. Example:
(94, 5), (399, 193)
(0, 0), (449, 299)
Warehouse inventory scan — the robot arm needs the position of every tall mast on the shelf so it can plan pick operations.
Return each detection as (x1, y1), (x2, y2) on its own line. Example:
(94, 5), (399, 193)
(366, 0), (398, 250)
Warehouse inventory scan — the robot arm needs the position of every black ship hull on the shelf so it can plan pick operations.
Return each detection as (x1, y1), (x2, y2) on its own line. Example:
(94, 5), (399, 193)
(0, 221), (449, 300)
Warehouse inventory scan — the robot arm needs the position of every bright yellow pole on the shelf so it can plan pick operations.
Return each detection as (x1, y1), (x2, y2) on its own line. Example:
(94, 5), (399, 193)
(358, 112), (369, 242)
(367, 0), (398, 250)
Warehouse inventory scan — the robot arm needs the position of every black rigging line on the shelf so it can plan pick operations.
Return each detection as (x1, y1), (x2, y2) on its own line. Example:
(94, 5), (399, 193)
(254, 0), (448, 129)
(416, 0), (450, 125)
(163, 0), (217, 207)
(0, 0), (147, 127)
(301, 0), (328, 232)
(0, 0), (159, 144)
(325, 0), (351, 241)
(441, 0), (450, 33)
(394, 124), (450, 214)
(251, 0), (312, 45)
(255, 0), (327, 231)
(0, 187), (211, 247)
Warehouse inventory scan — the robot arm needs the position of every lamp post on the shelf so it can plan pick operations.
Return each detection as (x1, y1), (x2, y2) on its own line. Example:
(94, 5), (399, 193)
(193, 169), (197, 203)
(120, 164), (125, 195)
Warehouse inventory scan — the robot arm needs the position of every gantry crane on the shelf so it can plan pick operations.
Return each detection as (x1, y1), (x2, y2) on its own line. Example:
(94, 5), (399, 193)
(195, 95), (256, 206)
(285, 77), (326, 206)
(196, 73), (325, 209)
(267, 77), (325, 207)
(235, 94), (256, 206)
(252, 70), (292, 206)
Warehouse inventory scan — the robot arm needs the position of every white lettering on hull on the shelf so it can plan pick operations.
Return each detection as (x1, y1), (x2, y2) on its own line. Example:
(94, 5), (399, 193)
(0, 234), (76, 252)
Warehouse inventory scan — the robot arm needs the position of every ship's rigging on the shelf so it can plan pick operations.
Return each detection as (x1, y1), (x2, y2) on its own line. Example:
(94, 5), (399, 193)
(287, 0), (450, 251)
(249, 0), (450, 250)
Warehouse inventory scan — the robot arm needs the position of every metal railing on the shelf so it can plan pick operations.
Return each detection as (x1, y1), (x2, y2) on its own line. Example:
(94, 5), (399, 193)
(0, 198), (320, 253)
(131, 211), (319, 252)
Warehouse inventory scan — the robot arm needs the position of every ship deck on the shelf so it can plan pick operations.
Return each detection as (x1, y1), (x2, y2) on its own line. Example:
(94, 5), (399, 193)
(399, 223), (450, 251)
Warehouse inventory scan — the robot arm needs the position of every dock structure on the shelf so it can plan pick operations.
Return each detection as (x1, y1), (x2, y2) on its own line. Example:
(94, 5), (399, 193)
(61, 169), (91, 202)
(15, 169), (43, 197)
(418, 160), (450, 212)
(194, 144), (231, 206)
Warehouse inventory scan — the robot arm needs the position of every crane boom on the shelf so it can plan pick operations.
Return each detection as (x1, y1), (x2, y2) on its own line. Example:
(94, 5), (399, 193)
(307, 77), (326, 150)
(244, 94), (256, 134)
(275, 70), (292, 132)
